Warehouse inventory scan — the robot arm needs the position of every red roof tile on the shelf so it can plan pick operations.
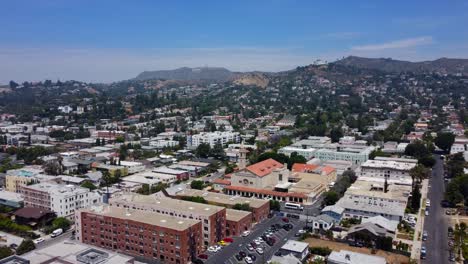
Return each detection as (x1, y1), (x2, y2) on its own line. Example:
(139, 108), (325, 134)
(291, 163), (319, 173)
(246, 158), (283, 177)
(213, 179), (231, 185)
(321, 166), (336, 175)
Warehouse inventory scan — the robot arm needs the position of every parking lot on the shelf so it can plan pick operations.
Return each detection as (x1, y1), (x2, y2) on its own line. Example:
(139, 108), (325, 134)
(204, 216), (304, 264)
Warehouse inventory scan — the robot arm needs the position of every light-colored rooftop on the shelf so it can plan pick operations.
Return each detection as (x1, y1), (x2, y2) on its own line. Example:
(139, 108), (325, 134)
(81, 205), (200, 231)
(0, 190), (24, 202)
(327, 250), (386, 264)
(21, 237), (134, 264)
(110, 193), (225, 216)
(361, 159), (417, 171)
(345, 180), (411, 201)
(24, 182), (90, 196)
(226, 208), (251, 222)
(152, 166), (187, 175)
(281, 240), (309, 253)
(176, 189), (268, 208)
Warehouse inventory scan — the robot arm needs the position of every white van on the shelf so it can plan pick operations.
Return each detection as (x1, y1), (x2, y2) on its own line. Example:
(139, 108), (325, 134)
(51, 228), (63, 238)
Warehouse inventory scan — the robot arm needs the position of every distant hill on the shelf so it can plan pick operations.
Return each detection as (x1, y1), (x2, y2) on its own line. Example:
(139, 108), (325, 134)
(335, 56), (468, 75)
(134, 67), (234, 81)
(233, 73), (270, 88)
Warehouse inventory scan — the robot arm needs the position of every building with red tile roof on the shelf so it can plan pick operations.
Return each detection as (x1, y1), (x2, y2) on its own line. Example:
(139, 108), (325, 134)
(231, 158), (289, 190)
(246, 158), (283, 177)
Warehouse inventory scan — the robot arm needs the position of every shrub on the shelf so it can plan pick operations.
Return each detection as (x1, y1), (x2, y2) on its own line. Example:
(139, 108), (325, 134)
(309, 246), (332, 256)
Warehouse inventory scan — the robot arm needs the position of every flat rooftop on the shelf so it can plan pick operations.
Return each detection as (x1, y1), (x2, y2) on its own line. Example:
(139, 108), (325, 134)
(23, 182), (89, 196)
(110, 193), (225, 217)
(176, 189), (268, 209)
(226, 208), (251, 222)
(0, 190), (24, 202)
(281, 240), (308, 253)
(345, 180), (411, 201)
(21, 239), (134, 264)
(361, 159), (417, 171)
(82, 205), (200, 231)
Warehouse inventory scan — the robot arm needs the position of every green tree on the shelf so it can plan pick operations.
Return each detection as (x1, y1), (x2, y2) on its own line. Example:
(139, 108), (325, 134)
(409, 186), (421, 212)
(0, 246), (13, 259)
(80, 181), (97, 190)
(287, 152), (307, 170)
(405, 141), (430, 159)
(233, 203), (251, 211)
(330, 127), (343, 143)
(210, 142), (226, 160)
(256, 152), (289, 165)
(190, 180), (204, 190)
(270, 200), (280, 211)
(410, 164), (429, 186)
(52, 217), (71, 231)
(323, 191), (339, 205)
(195, 143), (211, 158)
(16, 239), (35, 255)
(434, 132), (455, 153)
(181, 196), (207, 204)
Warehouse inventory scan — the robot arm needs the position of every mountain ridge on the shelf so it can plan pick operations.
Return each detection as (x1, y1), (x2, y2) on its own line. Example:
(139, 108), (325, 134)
(334, 56), (468, 75)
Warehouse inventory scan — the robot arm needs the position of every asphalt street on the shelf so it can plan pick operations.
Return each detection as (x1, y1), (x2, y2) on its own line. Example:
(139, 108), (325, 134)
(35, 229), (74, 250)
(205, 216), (304, 264)
(422, 155), (449, 264)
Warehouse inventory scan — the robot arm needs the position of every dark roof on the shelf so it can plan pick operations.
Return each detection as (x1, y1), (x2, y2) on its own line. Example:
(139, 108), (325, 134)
(14, 207), (54, 219)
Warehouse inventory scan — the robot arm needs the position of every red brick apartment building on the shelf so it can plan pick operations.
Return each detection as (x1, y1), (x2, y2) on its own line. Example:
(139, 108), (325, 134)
(175, 189), (270, 223)
(76, 205), (202, 264)
(109, 193), (226, 246)
(225, 209), (252, 237)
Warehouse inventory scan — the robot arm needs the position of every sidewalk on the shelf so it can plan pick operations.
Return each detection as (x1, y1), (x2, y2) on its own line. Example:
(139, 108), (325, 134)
(410, 179), (429, 262)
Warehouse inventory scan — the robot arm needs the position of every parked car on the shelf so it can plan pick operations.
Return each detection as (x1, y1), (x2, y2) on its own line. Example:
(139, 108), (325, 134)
(34, 238), (45, 244)
(247, 245), (254, 251)
(198, 254), (208, 260)
(248, 254), (257, 261)
(244, 257), (253, 264)
(239, 251), (247, 258)
(256, 248), (264, 254)
(422, 230), (428, 241)
(426, 199), (431, 207)
(235, 254), (243, 261)
(242, 231), (250, 237)
(282, 217), (289, 223)
(421, 246), (427, 259)
(223, 237), (234, 243)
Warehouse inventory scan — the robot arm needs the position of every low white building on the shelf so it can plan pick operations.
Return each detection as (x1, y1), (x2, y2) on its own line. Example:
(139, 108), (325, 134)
(122, 170), (177, 185)
(327, 250), (386, 264)
(149, 139), (179, 149)
(336, 180), (410, 222)
(20, 183), (102, 218)
(278, 146), (316, 160)
(119, 161), (146, 174)
(187, 131), (240, 149)
(358, 158), (417, 186)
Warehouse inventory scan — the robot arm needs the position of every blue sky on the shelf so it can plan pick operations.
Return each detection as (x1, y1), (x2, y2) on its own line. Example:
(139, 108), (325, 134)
(1, 0), (468, 83)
